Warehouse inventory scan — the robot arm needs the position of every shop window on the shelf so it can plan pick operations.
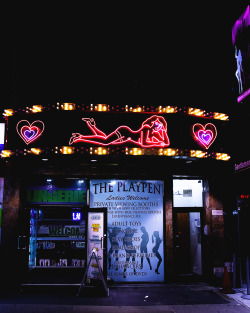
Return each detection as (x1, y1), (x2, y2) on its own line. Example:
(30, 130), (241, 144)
(173, 179), (203, 207)
(29, 207), (86, 269)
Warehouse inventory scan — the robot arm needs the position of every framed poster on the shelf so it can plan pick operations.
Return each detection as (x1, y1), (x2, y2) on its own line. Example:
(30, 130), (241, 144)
(90, 179), (164, 282)
(87, 211), (105, 280)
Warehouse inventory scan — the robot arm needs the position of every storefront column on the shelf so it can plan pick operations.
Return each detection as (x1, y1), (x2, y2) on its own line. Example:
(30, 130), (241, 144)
(165, 175), (174, 278)
(204, 177), (225, 282)
(1, 173), (21, 288)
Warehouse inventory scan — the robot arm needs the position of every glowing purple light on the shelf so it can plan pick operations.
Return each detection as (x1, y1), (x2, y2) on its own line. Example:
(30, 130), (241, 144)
(232, 5), (250, 45)
(198, 130), (213, 145)
(24, 129), (36, 140)
(237, 87), (250, 102)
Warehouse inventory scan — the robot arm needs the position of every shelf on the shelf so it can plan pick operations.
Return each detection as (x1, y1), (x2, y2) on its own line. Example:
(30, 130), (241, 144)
(36, 237), (85, 241)
(39, 219), (79, 221)
(31, 266), (85, 269)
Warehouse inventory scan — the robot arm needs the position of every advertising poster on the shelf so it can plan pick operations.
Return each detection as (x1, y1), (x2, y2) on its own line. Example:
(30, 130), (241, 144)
(87, 212), (104, 280)
(90, 179), (164, 282)
(0, 178), (4, 245)
(0, 123), (5, 152)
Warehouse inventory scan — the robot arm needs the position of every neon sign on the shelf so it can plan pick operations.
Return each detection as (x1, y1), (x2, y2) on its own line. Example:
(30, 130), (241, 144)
(16, 120), (45, 145)
(235, 160), (250, 171)
(237, 87), (250, 102)
(232, 5), (250, 101)
(69, 115), (170, 148)
(72, 212), (81, 221)
(239, 194), (249, 199)
(0, 123), (5, 152)
(192, 123), (217, 149)
(235, 47), (244, 95)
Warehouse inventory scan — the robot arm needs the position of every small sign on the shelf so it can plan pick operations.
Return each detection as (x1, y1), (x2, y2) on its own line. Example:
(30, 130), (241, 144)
(212, 210), (223, 216)
(27, 186), (87, 205)
(183, 189), (192, 197)
(0, 123), (5, 152)
(72, 212), (81, 221)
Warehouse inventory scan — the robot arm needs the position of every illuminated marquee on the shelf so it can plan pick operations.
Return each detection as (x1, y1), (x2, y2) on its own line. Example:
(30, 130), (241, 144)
(4, 110), (230, 160)
(69, 115), (170, 148)
(16, 120), (45, 145)
(192, 123), (217, 149)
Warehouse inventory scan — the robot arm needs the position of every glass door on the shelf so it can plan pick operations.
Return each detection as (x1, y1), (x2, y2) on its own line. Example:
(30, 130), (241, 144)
(87, 208), (107, 281)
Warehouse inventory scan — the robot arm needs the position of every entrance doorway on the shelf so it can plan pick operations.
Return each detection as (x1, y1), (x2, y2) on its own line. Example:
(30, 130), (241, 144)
(174, 211), (202, 276)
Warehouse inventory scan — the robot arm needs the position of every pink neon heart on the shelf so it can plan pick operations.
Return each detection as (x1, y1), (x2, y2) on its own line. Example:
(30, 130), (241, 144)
(198, 130), (213, 145)
(192, 123), (217, 149)
(16, 120), (45, 145)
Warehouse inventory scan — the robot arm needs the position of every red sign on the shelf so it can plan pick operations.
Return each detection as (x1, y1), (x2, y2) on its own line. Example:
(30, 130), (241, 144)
(239, 194), (250, 199)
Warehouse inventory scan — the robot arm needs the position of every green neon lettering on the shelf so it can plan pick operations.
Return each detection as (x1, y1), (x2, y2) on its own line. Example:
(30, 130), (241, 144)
(74, 190), (79, 202)
(37, 190), (48, 202)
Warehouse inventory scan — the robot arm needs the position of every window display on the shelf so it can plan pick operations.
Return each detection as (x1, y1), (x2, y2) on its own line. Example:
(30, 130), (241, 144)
(29, 207), (86, 269)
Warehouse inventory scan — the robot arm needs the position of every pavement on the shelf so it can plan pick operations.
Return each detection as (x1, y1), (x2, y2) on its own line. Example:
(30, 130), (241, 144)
(0, 282), (250, 313)
(228, 284), (250, 310)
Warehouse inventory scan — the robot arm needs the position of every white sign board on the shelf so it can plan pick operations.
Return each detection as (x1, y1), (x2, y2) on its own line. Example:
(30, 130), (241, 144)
(212, 210), (223, 216)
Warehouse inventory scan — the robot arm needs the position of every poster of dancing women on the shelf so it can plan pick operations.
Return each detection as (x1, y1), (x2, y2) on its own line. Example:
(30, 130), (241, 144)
(90, 179), (164, 282)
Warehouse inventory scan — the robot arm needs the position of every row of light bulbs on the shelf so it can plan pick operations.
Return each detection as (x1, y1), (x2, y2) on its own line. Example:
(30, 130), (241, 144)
(3, 103), (229, 121)
(1, 147), (231, 161)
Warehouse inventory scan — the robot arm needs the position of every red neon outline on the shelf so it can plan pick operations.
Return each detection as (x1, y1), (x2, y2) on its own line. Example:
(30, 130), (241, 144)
(192, 123), (217, 149)
(69, 115), (170, 148)
(16, 120), (45, 145)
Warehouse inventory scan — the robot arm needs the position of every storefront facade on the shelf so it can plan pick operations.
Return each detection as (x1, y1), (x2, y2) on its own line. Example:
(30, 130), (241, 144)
(0, 104), (233, 285)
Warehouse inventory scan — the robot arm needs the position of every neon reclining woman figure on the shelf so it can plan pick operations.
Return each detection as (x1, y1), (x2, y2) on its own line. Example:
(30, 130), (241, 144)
(69, 115), (170, 148)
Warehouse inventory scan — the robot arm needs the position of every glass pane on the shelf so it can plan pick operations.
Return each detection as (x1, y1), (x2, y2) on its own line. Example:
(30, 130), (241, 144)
(173, 179), (203, 207)
(189, 212), (202, 275)
(175, 212), (202, 275)
(87, 212), (104, 280)
(29, 207), (86, 269)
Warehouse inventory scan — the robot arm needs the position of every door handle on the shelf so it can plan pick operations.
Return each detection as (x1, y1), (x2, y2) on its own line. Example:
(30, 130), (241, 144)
(101, 234), (106, 250)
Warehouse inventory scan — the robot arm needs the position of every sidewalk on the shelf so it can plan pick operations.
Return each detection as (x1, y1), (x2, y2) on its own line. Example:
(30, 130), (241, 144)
(0, 282), (250, 313)
(227, 284), (250, 310)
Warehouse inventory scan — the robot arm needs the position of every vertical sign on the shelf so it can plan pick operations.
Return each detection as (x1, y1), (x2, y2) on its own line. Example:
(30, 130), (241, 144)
(87, 212), (104, 280)
(232, 5), (250, 102)
(90, 179), (164, 282)
(0, 123), (5, 152)
(0, 178), (4, 245)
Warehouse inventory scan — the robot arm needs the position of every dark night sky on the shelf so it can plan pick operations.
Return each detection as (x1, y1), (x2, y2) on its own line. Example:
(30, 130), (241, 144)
(3, 2), (250, 114)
